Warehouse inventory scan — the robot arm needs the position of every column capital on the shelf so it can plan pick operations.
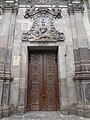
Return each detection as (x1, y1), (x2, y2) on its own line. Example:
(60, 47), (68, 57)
(1, 0), (18, 13)
(68, 0), (84, 14)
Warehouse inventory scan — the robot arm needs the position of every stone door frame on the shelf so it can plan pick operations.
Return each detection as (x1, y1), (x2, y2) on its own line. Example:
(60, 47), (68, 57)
(18, 43), (68, 113)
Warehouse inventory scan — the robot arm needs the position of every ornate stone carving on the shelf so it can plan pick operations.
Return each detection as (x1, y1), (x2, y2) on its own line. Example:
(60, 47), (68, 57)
(68, 1), (84, 14)
(28, 0), (67, 4)
(85, 83), (90, 102)
(18, 0), (69, 5)
(22, 6), (65, 42)
(24, 5), (62, 19)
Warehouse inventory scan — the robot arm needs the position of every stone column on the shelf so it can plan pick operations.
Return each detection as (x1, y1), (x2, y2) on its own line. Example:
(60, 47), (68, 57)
(0, 8), (12, 118)
(58, 46), (69, 114)
(0, 7), (4, 119)
(68, 0), (90, 117)
(18, 46), (28, 113)
(0, 1), (18, 118)
(0, 80), (3, 118)
(2, 80), (11, 117)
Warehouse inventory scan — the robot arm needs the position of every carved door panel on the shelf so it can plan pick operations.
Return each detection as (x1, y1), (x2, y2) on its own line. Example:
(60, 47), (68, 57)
(27, 51), (60, 111)
(43, 53), (60, 110)
(27, 53), (43, 110)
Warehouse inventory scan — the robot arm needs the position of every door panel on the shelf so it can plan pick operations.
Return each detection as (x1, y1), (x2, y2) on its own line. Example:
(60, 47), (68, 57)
(27, 53), (43, 110)
(44, 53), (57, 110)
(27, 51), (60, 111)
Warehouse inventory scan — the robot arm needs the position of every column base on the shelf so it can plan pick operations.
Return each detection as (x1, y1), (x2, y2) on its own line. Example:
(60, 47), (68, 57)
(0, 107), (2, 119)
(67, 104), (90, 118)
(18, 105), (25, 114)
(2, 105), (10, 118)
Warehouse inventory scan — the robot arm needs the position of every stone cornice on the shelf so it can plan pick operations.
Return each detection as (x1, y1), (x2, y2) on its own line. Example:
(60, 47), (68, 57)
(0, 0), (83, 5)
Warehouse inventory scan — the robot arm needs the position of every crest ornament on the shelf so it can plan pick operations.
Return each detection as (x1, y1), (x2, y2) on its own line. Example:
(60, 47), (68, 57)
(22, 5), (65, 42)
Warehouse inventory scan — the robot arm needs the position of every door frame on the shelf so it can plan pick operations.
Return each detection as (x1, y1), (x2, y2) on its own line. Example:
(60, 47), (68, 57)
(26, 46), (60, 111)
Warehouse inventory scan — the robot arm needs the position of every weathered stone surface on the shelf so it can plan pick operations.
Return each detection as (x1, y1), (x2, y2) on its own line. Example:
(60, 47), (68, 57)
(1, 112), (90, 120)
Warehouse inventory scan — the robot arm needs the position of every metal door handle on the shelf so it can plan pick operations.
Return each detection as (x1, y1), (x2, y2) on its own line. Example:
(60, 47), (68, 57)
(42, 95), (45, 97)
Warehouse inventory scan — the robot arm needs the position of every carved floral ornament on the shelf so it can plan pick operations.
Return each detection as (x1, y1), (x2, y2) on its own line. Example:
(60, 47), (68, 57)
(22, 5), (65, 42)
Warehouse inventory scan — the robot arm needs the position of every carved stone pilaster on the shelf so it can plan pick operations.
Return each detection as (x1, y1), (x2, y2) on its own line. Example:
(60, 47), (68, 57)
(2, 80), (11, 117)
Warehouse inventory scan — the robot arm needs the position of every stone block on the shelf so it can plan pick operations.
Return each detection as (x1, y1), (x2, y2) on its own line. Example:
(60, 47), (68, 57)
(73, 49), (80, 61)
(84, 110), (90, 118)
(0, 36), (9, 47)
(79, 48), (88, 61)
(81, 65), (87, 71)
(61, 107), (69, 115)
(88, 49), (90, 60)
(10, 106), (18, 115)
(61, 98), (69, 107)
(18, 88), (26, 105)
(2, 106), (11, 118)
(75, 65), (81, 72)
(0, 47), (6, 59)
(69, 107), (76, 115)
(10, 78), (19, 106)
(60, 83), (68, 98)
(18, 105), (25, 114)
(76, 108), (84, 117)
(11, 69), (20, 78)
(0, 107), (2, 119)
(87, 65), (90, 71)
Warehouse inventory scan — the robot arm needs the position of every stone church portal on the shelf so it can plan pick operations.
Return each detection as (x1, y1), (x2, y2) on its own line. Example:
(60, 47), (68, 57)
(0, 0), (90, 119)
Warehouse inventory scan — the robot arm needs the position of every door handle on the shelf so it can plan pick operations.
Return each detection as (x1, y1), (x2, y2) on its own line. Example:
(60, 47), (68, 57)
(42, 95), (45, 97)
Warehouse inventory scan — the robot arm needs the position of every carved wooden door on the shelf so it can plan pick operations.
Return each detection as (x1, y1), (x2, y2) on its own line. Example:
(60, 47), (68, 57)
(27, 51), (60, 111)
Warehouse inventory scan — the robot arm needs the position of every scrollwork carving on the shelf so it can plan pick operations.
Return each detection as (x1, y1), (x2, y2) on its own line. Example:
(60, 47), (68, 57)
(22, 6), (65, 42)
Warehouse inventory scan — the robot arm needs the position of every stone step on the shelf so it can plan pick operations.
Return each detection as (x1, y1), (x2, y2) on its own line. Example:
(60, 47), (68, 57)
(1, 112), (90, 120)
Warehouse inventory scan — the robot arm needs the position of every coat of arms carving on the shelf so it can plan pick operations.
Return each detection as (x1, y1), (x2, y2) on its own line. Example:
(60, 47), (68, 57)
(22, 5), (65, 42)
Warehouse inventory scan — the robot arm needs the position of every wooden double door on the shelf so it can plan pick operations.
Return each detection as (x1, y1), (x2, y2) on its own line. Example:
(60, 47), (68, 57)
(27, 50), (60, 111)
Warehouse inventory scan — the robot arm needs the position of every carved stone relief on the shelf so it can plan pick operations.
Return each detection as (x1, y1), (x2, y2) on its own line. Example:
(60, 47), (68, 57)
(22, 6), (65, 42)
(85, 83), (90, 102)
(18, 0), (70, 5)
